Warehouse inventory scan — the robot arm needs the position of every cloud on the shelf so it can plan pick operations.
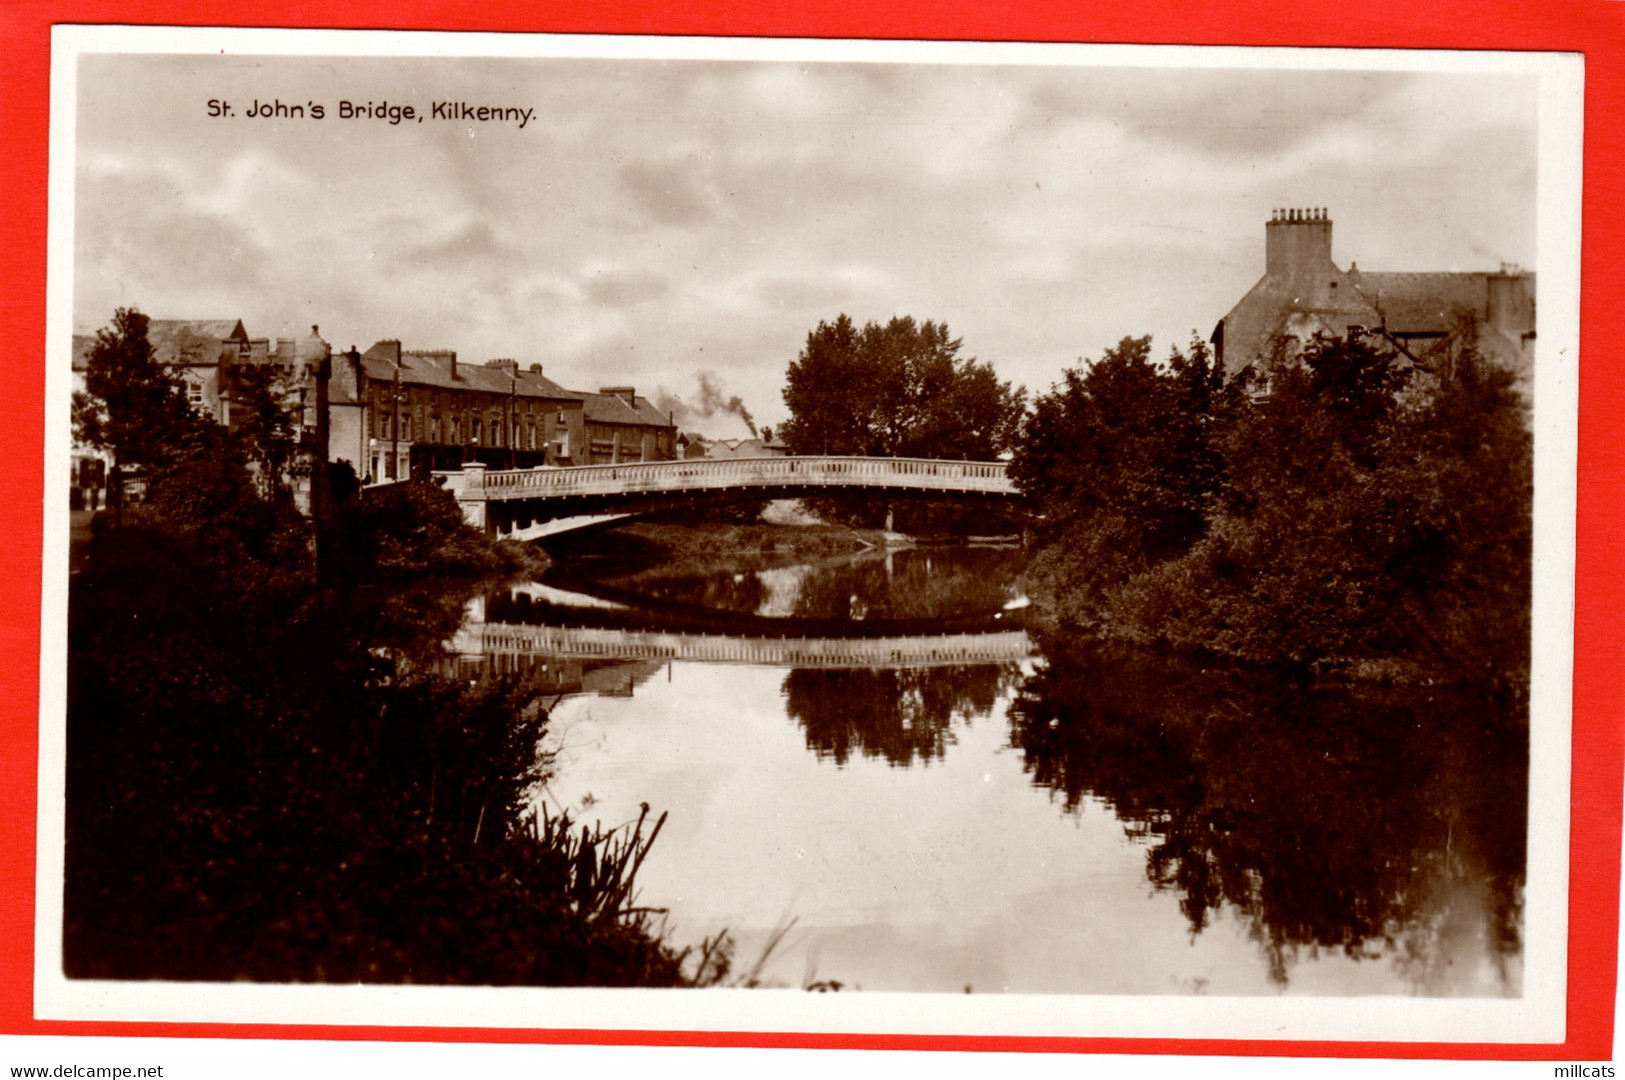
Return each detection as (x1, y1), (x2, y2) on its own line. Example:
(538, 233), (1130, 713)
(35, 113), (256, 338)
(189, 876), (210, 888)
(580, 266), (671, 307)
(620, 154), (720, 226)
(396, 218), (523, 269)
(1023, 68), (1413, 159)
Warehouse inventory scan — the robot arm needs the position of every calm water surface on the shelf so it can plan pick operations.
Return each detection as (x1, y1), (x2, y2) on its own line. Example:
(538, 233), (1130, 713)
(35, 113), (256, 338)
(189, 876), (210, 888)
(463, 543), (1524, 995)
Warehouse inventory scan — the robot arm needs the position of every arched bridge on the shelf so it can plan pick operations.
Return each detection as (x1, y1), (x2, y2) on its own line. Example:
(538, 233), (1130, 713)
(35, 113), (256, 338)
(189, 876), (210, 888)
(435, 456), (1019, 537)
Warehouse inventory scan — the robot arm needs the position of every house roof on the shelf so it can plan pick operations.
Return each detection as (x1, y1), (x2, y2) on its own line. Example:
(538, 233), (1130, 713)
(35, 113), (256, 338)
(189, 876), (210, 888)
(147, 319), (249, 365)
(582, 390), (673, 428)
(1347, 271), (1494, 335)
(356, 341), (584, 403)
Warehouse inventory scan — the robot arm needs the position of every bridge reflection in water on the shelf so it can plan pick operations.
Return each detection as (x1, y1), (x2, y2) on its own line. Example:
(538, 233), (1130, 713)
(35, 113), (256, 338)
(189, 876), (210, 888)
(449, 619), (1035, 671)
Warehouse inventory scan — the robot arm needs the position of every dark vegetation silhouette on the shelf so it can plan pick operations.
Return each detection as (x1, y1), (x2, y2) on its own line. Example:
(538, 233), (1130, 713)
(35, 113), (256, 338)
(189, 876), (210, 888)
(1009, 328), (1531, 686)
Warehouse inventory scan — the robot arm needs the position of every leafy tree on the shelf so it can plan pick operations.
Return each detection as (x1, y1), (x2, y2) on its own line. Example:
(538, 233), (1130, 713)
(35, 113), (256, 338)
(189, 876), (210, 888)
(75, 308), (207, 471)
(66, 312), (698, 986)
(780, 314), (1025, 461)
(1009, 324), (1531, 685)
(1009, 335), (1226, 625)
(227, 362), (304, 507)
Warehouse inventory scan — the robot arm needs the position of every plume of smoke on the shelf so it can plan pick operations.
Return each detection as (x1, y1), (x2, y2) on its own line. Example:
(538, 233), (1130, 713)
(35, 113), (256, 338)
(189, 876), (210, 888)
(654, 370), (757, 438)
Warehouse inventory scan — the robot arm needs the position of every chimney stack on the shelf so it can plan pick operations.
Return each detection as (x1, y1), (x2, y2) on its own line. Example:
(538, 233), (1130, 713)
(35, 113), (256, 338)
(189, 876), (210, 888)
(1265, 206), (1335, 279)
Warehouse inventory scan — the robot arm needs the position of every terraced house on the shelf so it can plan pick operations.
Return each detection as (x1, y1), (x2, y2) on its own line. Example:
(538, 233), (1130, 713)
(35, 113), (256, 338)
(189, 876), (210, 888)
(330, 340), (589, 481)
(582, 386), (678, 465)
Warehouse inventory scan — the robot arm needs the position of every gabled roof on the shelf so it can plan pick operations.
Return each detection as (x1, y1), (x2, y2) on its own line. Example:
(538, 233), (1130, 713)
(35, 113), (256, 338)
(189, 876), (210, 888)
(1348, 271), (1494, 335)
(147, 319), (249, 365)
(688, 436), (789, 458)
(356, 341), (584, 403)
(582, 390), (673, 428)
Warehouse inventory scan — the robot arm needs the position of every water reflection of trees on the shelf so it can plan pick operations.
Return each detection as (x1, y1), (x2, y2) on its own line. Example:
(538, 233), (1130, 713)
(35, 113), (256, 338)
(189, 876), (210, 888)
(790, 548), (1020, 621)
(1009, 639), (1526, 991)
(784, 663), (1021, 767)
(603, 547), (1023, 622)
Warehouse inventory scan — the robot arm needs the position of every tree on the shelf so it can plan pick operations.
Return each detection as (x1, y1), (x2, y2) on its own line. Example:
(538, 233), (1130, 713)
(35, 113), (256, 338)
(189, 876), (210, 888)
(1009, 324), (1531, 683)
(1008, 334), (1226, 624)
(76, 308), (207, 471)
(780, 315), (1025, 461)
(227, 362), (303, 507)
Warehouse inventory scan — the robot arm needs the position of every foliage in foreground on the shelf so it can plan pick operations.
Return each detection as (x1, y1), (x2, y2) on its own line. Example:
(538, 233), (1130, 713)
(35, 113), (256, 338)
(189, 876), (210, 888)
(68, 495), (696, 985)
(1009, 329), (1531, 686)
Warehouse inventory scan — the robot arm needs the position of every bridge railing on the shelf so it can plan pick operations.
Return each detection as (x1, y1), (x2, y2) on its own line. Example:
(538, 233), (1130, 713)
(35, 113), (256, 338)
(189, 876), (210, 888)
(438, 455), (1015, 502)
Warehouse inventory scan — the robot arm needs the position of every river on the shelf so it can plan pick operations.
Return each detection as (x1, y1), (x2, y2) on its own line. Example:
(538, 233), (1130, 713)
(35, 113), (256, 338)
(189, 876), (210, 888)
(452, 536), (1526, 996)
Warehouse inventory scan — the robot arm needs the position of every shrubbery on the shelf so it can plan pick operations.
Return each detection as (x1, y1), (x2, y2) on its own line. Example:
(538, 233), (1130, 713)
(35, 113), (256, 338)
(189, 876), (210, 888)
(1010, 328), (1531, 688)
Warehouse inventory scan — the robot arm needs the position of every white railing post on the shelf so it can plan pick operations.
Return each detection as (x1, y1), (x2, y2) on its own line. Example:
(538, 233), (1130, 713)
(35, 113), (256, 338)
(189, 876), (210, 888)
(468, 455), (1013, 502)
(456, 462), (489, 530)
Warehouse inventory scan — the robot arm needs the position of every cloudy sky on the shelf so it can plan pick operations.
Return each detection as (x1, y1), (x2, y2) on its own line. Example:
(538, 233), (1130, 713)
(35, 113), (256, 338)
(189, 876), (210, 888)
(72, 46), (1538, 436)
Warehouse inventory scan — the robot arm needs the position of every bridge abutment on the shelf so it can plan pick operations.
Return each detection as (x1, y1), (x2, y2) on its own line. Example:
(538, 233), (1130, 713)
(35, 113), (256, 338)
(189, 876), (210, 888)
(450, 461), (489, 531)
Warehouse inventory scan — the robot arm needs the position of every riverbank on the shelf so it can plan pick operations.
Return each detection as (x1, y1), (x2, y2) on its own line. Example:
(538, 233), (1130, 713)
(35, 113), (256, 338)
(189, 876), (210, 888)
(63, 478), (708, 987)
(541, 518), (889, 570)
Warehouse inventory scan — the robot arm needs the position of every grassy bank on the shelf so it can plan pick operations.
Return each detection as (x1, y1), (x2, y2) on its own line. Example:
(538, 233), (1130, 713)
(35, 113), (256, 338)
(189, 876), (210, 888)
(541, 516), (886, 572)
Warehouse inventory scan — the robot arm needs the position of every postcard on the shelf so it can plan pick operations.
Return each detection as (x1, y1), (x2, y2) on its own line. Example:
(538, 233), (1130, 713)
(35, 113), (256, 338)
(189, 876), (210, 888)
(31, 22), (1587, 1058)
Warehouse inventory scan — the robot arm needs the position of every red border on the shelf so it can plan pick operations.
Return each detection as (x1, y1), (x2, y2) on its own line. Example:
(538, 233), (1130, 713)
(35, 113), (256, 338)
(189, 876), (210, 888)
(3, 0), (1621, 1061)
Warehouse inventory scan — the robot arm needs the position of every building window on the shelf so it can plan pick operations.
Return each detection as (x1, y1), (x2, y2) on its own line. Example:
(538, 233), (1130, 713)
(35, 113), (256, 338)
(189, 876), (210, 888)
(185, 381), (203, 407)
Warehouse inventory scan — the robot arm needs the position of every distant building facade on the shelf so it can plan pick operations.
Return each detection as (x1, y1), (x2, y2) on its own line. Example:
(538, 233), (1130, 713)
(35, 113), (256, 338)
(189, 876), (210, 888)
(75, 314), (683, 506)
(330, 341), (589, 481)
(682, 435), (788, 460)
(1211, 208), (1535, 381)
(71, 318), (328, 509)
(581, 387), (678, 465)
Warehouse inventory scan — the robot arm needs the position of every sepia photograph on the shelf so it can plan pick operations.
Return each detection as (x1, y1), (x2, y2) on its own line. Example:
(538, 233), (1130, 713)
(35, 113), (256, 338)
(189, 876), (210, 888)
(35, 27), (1581, 1046)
